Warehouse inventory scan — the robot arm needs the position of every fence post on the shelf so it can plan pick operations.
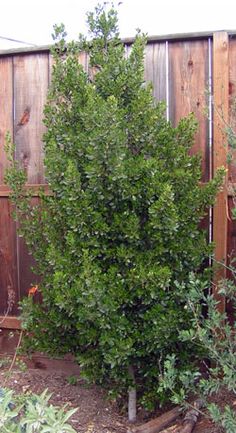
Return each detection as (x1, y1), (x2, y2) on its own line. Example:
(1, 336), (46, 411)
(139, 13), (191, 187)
(212, 31), (229, 313)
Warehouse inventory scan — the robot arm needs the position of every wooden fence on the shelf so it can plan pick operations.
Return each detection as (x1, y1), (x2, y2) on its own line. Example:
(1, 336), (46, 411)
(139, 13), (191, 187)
(0, 30), (236, 328)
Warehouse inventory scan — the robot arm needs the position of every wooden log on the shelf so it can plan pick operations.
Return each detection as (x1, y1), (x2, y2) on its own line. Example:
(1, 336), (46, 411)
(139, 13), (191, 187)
(178, 399), (204, 433)
(158, 425), (179, 433)
(127, 406), (182, 433)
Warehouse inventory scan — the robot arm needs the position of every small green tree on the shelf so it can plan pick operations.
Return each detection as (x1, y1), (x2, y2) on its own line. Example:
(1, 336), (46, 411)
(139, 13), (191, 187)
(5, 4), (224, 419)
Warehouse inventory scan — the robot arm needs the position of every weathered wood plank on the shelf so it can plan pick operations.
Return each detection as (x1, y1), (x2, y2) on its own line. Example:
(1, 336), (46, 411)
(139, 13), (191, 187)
(17, 198), (40, 300)
(226, 197), (236, 322)
(0, 316), (21, 329)
(13, 54), (49, 305)
(79, 51), (88, 72)
(152, 42), (166, 103)
(213, 31), (229, 313)
(144, 43), (154, 85)
(0, 57), (13, 182)
(228, 38), (236, 182)
(13, 53), (49, 184)
(168, 40), (209, 181)
(0, 59), (19, 318)
(144, 43), (166, 102)
(0, 184), (51, 197)
(225, 38), (236, 323)
(0, 199), (18, 316)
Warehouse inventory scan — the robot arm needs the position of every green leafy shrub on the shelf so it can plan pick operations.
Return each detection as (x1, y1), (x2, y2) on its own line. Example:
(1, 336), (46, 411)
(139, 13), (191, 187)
(0, 387), (77, 433)
(158, 271), (236, 432)
(5, 3), (224, 414)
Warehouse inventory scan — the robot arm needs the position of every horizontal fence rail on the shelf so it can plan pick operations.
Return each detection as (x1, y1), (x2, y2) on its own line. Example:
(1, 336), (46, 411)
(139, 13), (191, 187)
(0, 31), (236, 326)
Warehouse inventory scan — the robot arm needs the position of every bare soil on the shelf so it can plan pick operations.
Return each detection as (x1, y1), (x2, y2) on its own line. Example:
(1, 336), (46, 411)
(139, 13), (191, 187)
(0, 366), (129, 433)
(0, 361), (233, 433)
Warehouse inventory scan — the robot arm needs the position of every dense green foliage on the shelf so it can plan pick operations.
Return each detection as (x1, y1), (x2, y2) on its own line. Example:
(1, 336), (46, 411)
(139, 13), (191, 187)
(5, 4), (224, 409)
(157, 89), (236, 433)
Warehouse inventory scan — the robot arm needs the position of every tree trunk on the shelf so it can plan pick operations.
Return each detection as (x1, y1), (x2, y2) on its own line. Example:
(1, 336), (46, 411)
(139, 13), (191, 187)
(128, 366), (137, 423)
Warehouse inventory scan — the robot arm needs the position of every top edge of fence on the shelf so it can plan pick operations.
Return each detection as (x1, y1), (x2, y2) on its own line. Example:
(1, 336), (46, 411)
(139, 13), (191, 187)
(0, 30), (236, 56)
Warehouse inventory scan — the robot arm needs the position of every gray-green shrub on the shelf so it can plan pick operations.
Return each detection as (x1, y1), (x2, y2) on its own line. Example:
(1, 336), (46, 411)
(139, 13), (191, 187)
(0, 388), (77, 433)
(158, 271), (236, 433)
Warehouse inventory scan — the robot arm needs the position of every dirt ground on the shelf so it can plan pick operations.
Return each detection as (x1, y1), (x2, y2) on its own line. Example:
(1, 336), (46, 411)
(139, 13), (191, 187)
(0, 365), (129, 433)
(0, 360), (231, 433)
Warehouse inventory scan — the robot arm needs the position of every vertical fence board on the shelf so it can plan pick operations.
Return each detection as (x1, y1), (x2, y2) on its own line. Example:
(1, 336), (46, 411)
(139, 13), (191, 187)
(0, 58), (13, 182)
(168, 40), (209, 181)
(0, 199), (18, 316)
(18, 198), (40, 300)
(144, 43), (167, 103)
(213, 31), (229, 313)
(227, 197), (236, 321)
(13, 53), (49, 302)
(0, 58), (19, 316)
(228, 38), (236, 183)
(228, 38), (236, 318)
(144, 43), (154, 84)
(13, 53), (49, 184)
(153, 42), (166, 102)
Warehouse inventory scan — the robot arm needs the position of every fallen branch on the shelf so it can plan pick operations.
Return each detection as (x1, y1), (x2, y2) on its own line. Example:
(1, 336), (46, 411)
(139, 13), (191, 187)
(127, 406), (182, 433)
(178, 399), (204, 433)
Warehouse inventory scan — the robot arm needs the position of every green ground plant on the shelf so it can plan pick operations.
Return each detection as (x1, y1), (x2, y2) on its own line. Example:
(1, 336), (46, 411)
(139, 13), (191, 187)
(4, 3), (224, 419)
(0, 388), (77, 433)
(66, 376), (78, 386)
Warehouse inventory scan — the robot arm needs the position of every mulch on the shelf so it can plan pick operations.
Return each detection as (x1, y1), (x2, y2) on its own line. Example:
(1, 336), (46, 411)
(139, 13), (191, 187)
(0, 366), (129, 433)
(0, 359), (232, 433)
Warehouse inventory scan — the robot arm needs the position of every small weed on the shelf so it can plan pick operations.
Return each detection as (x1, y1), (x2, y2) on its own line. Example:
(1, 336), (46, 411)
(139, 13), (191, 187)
(0, 356), (11, 369)
(15, 357), (27, 372)
(67, 375), (78, 386)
